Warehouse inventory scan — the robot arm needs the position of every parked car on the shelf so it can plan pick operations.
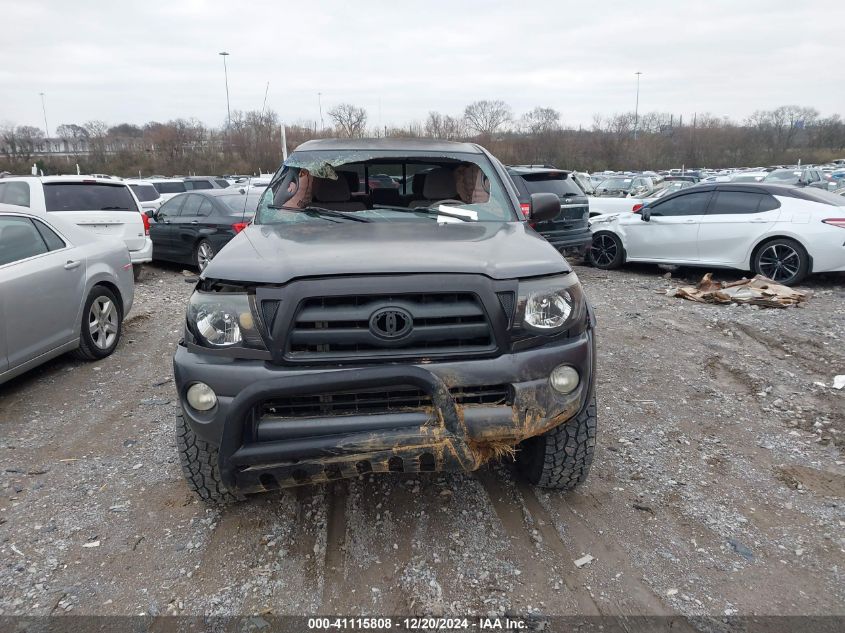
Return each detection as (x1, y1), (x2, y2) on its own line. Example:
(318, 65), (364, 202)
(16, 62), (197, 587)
(183, 176), (231, 191)
(729, 171), (768, 183)
(664, 175), (699, 184)
(149, 189), (261, 271)
(594, 175), (657, 198)
(125, 179), (164, 216)
(571, 172), (595, 195)
(651, 180), (696, 198)
(0, 205), (134, 385)
(588, 183), (845, 285)
(0, 175), (151, 280)
(763, 168), (829, 189)
(147, 178), (187, 201)
(172, 138), (597, 504)
(589, 174), (608, 189)
(506, 166), (592, 257)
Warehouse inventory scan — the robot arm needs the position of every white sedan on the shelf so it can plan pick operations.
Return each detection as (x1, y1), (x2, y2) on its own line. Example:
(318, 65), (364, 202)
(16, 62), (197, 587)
(587, 183), (845, 285)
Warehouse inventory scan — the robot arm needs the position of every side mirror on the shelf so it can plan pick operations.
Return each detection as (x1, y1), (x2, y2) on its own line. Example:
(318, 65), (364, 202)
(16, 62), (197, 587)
(145, 209), (155, 219)
(641, 209), (652, 221)
(528, 193), (560, 222)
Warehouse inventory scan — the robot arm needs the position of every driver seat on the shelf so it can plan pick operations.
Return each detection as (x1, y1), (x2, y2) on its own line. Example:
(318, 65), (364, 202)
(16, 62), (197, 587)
(311, 176), (367, 211)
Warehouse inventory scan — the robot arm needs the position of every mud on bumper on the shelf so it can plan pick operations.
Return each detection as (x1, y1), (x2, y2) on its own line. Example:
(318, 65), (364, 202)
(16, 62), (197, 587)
(174, 327), (595, 494)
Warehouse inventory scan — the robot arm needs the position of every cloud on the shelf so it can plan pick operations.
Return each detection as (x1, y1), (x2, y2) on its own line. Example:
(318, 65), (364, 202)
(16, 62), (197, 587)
(2, 0), (843, 130)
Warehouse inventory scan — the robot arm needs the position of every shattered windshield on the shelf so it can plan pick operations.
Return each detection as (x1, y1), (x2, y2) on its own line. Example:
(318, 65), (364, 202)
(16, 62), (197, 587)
(255, 149), (516, 224)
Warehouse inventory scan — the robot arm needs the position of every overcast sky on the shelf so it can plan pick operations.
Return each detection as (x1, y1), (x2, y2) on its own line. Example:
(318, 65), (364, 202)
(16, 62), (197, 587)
(1, 0), (843, 133)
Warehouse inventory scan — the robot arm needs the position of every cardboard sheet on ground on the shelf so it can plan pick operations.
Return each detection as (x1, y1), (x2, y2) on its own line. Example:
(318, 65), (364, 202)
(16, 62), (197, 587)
(665, 273), (811, 308)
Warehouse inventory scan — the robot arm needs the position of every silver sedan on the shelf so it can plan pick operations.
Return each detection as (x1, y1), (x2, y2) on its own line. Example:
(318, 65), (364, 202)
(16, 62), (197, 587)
(0, 204), (135, 385)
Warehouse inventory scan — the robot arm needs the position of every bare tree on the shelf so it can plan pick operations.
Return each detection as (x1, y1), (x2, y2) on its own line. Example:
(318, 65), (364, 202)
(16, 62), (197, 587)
(56, 123), (90, 156)
(327, 103), (368, 138)
(0, 125), (45, 160)
(424, 112), (467, 140)
(519, 107), (561, 135)
(463, 100), (512, 137)
(229, 109), (282, 170)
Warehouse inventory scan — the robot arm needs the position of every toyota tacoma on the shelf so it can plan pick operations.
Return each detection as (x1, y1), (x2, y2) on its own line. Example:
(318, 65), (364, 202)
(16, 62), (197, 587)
(173, 138), (597, 504)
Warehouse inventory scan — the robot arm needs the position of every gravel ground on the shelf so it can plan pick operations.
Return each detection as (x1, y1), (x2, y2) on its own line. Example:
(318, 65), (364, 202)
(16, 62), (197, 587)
(0, 261), (843, 620)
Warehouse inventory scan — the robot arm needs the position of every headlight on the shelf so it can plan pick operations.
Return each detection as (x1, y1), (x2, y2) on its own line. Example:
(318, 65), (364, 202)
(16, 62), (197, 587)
(517, 274), (584, 333)
(187, 292), (265, 349)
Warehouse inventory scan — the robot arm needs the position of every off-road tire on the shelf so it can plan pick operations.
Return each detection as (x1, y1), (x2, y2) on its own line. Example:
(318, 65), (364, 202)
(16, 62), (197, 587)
(517, 394), (597, 489)
(588, 232), (624, 269)
(176, 414), (238, 506)
(133, 264), (143, 282)
(71, 285), (122, 361)
(751, 237), (809, 286)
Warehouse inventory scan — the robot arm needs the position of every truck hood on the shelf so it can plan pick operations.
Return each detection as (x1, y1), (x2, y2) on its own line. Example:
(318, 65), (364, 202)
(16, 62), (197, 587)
(202, 220), (570, 284)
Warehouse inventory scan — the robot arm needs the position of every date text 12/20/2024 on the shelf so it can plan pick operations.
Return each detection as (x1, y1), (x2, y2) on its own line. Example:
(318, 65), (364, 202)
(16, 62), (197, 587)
(307, 617), (527, 630)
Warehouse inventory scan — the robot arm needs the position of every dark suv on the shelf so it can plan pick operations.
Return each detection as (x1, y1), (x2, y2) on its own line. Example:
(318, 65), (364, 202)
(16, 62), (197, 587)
(506, 166), (592, 257)
(173, 139), (597, 504)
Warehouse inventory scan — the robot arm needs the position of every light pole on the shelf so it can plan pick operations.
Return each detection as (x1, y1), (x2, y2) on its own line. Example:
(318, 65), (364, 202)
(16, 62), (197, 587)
(219, 52), (231, 128)
(317, 92), (323, 131)
(633, 71), (642, 140)
(39, 92), (50, 139)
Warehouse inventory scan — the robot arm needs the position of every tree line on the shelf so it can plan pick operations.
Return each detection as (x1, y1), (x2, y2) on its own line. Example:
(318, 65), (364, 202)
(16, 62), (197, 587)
(2, 101), (843, 177)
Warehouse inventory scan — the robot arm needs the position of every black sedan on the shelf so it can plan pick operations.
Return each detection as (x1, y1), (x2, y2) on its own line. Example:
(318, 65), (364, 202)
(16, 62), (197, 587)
(149, 189), (262, 271)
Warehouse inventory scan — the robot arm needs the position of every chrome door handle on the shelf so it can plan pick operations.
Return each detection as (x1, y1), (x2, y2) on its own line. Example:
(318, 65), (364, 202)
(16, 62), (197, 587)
(191, 220), (199, 225)
(685, 219), (696, 223)
(64, 260), (81, 270)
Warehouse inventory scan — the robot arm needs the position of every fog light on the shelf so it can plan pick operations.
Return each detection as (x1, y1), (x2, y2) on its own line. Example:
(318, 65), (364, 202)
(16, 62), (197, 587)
(550, 365), (579, 394)
(186, 382), (217, 411)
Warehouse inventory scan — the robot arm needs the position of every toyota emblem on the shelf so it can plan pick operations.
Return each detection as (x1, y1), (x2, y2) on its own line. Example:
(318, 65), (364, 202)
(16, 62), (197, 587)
(369, 306), (413, 340)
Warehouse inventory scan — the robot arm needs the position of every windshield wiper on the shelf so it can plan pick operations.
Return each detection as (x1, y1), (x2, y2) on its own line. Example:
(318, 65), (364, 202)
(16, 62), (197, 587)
(100, 206), (130, 210)
(268, 205), (371, 223)
(372, 204), (477, 222)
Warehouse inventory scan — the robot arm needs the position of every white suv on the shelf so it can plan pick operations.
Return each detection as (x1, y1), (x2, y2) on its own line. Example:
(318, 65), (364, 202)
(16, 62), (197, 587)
(146, 178), (187, 202)
(124, 179), (164, 216)
(0, 176), (152, 280)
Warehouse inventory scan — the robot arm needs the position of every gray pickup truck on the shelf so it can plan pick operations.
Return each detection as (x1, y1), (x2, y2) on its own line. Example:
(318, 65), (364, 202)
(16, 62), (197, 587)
(172, 138), (597, 504)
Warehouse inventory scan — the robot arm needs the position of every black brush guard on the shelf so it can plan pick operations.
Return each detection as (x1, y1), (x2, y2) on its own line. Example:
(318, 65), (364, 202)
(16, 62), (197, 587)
(218, 366), (479, 492)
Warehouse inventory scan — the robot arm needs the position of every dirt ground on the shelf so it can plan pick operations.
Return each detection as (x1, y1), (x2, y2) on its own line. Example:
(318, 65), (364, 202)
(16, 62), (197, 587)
(0, 261), (843, 621)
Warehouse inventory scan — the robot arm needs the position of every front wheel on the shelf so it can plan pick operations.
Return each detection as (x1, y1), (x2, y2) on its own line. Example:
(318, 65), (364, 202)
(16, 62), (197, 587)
(72, 285), (122, 361)
(517, 394), (597, 490)
(752, 238), (809, 285)
(588, 232), (624, 269)
(176, 414), (237, 506)
(194, 239), (215, 272)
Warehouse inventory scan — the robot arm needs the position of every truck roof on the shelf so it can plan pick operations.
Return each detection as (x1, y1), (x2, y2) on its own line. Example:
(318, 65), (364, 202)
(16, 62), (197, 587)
(293, 138), (484, 154)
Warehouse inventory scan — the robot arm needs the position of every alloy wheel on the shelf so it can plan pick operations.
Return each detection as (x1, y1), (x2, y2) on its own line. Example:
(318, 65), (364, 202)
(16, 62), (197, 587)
(89, 297), (118, 350)
(758, 244), (800, 283)
(197, 242), (214, 271)
(590, 234), (618, 267)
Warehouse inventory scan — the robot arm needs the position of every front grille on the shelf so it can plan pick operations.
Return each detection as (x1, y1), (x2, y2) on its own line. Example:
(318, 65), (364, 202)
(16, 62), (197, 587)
(285, 293), (495, 361)
(259, 384), (511, 419)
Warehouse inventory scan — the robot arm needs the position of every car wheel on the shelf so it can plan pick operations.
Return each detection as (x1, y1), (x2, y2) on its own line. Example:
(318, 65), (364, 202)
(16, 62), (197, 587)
(194, 239), (215, 272)
(132, 264), (143, 282)
(176, 414), (238, 506)
(588, 232), (624, 269)
(517, 394), (597, 490)
(752, 238), (809, 285)
(72, 285), (122, 361)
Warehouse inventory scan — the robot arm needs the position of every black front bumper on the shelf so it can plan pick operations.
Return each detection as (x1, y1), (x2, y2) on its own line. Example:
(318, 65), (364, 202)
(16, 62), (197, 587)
(174, 321), (595, 493)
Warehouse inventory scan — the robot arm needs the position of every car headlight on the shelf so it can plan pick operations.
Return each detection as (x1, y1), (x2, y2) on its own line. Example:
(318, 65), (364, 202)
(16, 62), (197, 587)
(517, 274), (584, 332)
(187, 292), (265, 349)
